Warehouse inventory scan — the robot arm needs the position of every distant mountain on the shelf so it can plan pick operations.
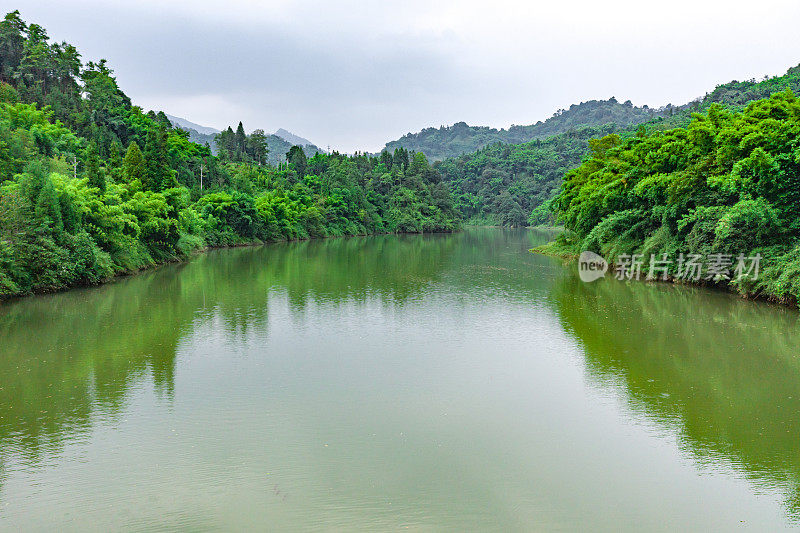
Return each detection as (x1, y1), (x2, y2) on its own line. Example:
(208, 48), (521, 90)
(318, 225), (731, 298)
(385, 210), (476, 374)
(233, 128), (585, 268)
(274, 128), (316, 148)
(164, 114), (220, 136)
(262, 134), (323, 166)
(384, 98), (669, 160)
(434, 61), (800, 226)
(164, 116), (324, 165)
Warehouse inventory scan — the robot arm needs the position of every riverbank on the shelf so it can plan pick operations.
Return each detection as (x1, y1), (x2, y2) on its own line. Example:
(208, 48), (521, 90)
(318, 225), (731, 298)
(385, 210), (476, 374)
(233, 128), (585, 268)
(531, 238), (799, 309)
(0, 228), (460, 303)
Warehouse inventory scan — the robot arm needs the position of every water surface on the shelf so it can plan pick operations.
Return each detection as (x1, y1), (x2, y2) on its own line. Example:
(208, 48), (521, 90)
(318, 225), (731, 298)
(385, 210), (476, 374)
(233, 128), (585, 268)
(1, 228), (799, 531)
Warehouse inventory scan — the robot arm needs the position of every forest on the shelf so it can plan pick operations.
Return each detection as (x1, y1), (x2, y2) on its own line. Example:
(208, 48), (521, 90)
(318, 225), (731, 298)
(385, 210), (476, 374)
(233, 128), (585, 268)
(0, 11), (459, 298)
(175, 119), (324, 167)
(434, 124), (620, 226)
(384, 98), (665, 161)
(428, 63), (800, 227)
(3, 8), (800, 301)
(550, 90), (800, 305)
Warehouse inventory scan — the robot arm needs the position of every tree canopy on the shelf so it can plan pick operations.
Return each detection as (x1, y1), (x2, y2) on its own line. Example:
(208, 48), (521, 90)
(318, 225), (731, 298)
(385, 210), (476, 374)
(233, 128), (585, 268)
(0, 11), (460, 298)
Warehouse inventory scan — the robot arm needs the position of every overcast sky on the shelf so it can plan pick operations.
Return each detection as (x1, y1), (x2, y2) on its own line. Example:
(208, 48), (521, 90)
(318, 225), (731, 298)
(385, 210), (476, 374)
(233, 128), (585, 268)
(14, 0), (800, 152)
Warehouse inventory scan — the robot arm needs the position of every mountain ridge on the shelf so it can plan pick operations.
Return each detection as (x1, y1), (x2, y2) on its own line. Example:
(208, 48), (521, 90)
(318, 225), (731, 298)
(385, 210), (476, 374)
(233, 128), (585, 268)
(164, 113), (220, 136)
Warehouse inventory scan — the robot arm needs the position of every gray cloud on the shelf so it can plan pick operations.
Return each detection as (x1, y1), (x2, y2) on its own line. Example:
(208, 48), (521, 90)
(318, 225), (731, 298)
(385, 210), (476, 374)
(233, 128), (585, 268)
(13, 0), (800, 152)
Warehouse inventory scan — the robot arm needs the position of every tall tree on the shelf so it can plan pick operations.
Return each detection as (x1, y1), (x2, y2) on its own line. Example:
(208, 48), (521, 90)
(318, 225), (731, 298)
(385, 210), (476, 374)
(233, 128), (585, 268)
(0, 11), (25, 84)
(235, 121), (247, 159)
(287, 145), (307, 177)
(123, 141), (145, 184)
(248, 129), (268, 165)
(85, 141), (105, 192)
(144, 127), (175, 191)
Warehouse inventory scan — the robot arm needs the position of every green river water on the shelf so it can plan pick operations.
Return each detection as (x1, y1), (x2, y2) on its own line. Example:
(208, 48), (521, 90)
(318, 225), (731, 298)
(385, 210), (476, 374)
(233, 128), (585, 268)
(1, 228), (799, 531)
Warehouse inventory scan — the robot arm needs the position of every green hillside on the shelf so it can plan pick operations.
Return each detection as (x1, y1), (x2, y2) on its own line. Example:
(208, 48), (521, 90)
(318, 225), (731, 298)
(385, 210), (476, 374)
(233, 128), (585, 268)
(385, 98), (664, 161)
(0, 11), (459, 298)
(551, 90), (800, 305)
(436, 63), (800, 226)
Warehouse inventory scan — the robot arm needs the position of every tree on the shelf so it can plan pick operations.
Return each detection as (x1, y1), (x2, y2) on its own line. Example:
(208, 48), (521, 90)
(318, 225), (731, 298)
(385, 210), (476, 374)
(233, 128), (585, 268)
(123, 141), (145, 184)
(287, 145), (307, 177)
(392, 147), (409, 170)
(380, 150), (392, 169)
(0, 11), (26, 84)
(248, 129), (268, 165)
(0, 81), (18, 102)
(143, 127), (175, 191)
(85, 141), (105, 192)
(35, 177), (62, 233)
(235, 121), (246, 159)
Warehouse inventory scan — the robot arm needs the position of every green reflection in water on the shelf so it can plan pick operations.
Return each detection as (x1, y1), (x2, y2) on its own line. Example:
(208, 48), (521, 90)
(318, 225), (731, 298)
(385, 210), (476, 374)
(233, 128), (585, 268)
(0, 234), (461, 458)
(1, 228), (799, 530)
(551, 274), (800, 517)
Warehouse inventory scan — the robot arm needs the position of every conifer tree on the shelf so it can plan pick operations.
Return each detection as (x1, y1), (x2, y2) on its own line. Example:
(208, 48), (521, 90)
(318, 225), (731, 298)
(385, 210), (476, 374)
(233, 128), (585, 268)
(144, 128), (176, 191)
(123, 141), (145, 184)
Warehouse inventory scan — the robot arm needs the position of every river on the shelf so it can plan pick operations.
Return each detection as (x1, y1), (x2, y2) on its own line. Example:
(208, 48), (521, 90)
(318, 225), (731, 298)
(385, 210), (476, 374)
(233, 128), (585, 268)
(1, 228), (799, 531)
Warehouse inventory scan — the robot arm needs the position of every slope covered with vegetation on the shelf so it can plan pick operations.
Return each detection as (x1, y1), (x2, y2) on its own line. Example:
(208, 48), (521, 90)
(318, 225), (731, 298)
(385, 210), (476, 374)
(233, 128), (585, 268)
(435, 124), (619, 226)
(436, 63), (800, 226)
(551, 90), (800, 305)
(0, 11), (459, 298)
(384, 98), (663, 161)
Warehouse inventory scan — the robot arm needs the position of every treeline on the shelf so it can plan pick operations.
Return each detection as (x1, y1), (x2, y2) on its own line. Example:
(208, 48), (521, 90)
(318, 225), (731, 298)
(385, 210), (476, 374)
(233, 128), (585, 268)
(435, 124), (619, 226)
(214, 122), (269, 165)
(432, 62), (800, 227)
(0, 11), (459, 298)
(174, 121), (324, 167)
(384, 98), (665, 161)
(552, 90), (800, 305)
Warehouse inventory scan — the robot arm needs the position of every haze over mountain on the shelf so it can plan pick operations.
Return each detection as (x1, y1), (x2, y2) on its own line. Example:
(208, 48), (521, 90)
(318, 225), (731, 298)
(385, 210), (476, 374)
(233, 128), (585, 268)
(434, 61), (800, 226)
(384, 98), (667, 160)
(165, 115), (324, 165)
(274, 128), (316, 148)
(164, 114), (220, 136)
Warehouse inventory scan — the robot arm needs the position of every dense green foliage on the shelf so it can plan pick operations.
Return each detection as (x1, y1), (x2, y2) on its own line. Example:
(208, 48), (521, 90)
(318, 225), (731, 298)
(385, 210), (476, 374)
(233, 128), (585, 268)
(553, 90), (800, 305)
(434, 63), (800, 227)
(385, 98), (664, 161)
(435, 124), (619, 226)
(0, 11), (459, 298)
(638, 64), (800, 134)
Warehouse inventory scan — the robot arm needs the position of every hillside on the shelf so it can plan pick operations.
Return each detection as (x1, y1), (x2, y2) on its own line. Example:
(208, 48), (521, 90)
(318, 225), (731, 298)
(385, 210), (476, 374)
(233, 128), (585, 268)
(435, 124), (619, 226)
(261, 133), (323, 165)
(164, 114), (220, 135)
(551, 90), (800, 305)
(275, 128), (315, 147)
(436, 62), (800, 226)
(0, 10), (459, 298)
(384, 98), (665, 161)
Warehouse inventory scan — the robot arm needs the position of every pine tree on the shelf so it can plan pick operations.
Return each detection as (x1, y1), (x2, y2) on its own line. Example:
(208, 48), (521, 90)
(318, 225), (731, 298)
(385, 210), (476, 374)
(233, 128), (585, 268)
(235, 121), (247, 155)
(380, 150), (393, 169)
(109, 141), (122, 169)
(143, 128), (175, 191)
(123, 141), (145, 184)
